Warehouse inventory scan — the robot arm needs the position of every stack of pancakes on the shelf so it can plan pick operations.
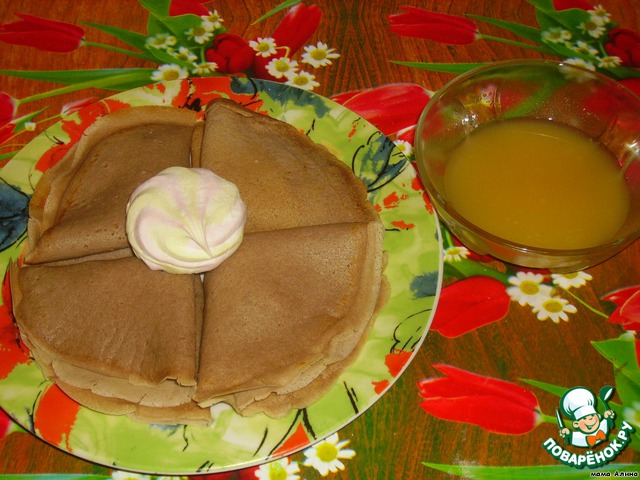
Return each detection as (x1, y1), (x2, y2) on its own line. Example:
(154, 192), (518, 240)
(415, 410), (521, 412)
(11, 99), (387, 424)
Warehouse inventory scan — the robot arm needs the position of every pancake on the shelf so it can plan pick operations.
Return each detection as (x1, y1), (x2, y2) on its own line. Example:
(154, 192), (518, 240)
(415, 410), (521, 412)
(25, 106), (199, 264)
(11, 256), (203, 404)
(194, 220), (385, 412)
(199, 98), (378, 233)
(54, 379), (211, 426)
(13, 100), (389, 424)
(232, 275), (389, 418)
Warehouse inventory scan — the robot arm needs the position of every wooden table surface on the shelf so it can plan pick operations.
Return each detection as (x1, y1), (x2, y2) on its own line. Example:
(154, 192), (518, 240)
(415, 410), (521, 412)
(0, 1), (639, 479)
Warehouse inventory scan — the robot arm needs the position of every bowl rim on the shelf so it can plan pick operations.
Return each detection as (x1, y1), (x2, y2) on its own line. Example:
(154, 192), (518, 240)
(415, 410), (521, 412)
(415, 58), (640, 259)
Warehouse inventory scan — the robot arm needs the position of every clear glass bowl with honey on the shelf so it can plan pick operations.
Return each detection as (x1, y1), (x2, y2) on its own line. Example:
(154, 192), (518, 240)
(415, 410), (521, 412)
(415, 59), (640, 271)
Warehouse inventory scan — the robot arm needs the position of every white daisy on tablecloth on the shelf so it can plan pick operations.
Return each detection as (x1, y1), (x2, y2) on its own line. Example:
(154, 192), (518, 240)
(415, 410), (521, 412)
(250, 37), (278, 58)
(507, 271), (553, 307)
(564, 57), (596, 71)
(303, 432), (356, 476)
(202, 9), (224, 29)
(394, 139), (413, 157)
(532, 296), (577, 323)
(598, 55), (622, 68)
(145, 32), (177, 49)
(579, 18), (606, 38)
(301, 41), (340, 68)
(541, 27), (572, 44)
(561, 58), (596, 82)
(255, 457), (301, 480)
(151, 64), (189, 82)
(169, 46), (198, 64)
(285, 70), (320, 91)
(551, 271), (593, 290)
(266, 56), (299, 79)
(443, 245), (470, 263)
(187, 19), (215, 44)
(192, 61), (218, 75)
(570, 40), (599, 57)
(588, 5), (612, 25)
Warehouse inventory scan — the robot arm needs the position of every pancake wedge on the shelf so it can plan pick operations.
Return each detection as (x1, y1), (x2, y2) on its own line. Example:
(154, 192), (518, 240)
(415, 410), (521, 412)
(200, 98), (378, 233)
(233, 275), (389, 418)
(25, 106), (199, 264)
(194, 220), (385, 412)
(11, 257), (203, 406)
(54, 379), (211, 426)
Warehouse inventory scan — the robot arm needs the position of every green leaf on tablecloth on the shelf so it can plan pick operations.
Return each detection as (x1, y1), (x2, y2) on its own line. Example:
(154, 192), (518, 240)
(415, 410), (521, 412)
(12, 107), (47, 132)
(608, 65), (640, 79)
(390, 61), (486, 74)
(253, 0), (302, 24)
(533, 11), (594, 61)
(442, 259), (511, 284)
(520, 378), (567, 397)
(527, 0), (593, 31)
(83, 21), (151, 53)
(609, 371), (640, 451)
(161, 14), (209, 39)
(593, 335), (640, 387)
(139, 0), (171, 17)
(146, 14), (167, 38)
(467, 14), (543, 44)
(141, 0), (210, 42)
(422, 462), (640, 478)
(0, 68), (153, 87)
(592, 334), (640, 431)
(143, 46), (195, 69)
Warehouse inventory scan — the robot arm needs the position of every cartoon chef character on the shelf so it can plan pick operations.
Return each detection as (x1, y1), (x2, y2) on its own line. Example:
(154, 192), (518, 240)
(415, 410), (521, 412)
(558, 387), (615, 448)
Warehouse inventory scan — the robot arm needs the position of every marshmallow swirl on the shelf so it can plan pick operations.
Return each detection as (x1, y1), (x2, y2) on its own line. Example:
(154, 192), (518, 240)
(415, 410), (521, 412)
(126, 167), (247, 274)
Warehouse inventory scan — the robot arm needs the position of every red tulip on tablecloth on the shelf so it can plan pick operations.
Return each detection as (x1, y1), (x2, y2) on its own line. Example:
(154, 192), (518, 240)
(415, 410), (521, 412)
(430, 276), (511, 338)
(205, 33), (256, 74)
(169, 0), (210, 17)
(0, 93), (17, 127)
(418, 364), (542, 435)
(388, 7), (479, 45)
(330, 84), (432, 138)
(0, 13), (85, 52)
(602, 285), (640, 365)
(606, 28), (640, 68)
(552, 0), (593, 10)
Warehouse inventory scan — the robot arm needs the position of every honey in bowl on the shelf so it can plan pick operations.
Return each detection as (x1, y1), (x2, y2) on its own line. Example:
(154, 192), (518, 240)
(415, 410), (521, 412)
(443, 118), (630, 250)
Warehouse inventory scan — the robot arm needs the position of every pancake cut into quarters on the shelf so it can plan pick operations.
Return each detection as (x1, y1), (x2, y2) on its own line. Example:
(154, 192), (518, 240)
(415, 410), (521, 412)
(11, 98), (389, 425)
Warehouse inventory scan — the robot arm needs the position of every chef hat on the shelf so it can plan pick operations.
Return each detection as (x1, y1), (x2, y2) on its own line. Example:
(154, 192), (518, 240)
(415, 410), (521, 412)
(561, 387), (597, 420)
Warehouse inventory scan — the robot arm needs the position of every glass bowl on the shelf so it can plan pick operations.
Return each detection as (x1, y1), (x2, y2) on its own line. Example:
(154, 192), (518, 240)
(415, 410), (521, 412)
(415, 59), (640, 272)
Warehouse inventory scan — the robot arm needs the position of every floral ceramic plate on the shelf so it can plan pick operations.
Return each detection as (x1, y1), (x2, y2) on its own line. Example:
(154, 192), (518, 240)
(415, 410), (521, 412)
(0, 77), (441, 475)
